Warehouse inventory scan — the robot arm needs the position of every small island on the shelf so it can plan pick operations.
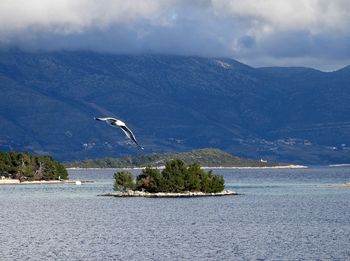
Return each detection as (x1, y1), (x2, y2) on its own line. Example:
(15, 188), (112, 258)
(102, 159), (238, 197)
(0, 151), (68, 183)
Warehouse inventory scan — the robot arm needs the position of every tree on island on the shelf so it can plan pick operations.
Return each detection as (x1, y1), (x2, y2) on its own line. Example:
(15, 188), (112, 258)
(0, 151), (68, 181)
(114, 159), (225, 193)
(114, 171), (135, 191)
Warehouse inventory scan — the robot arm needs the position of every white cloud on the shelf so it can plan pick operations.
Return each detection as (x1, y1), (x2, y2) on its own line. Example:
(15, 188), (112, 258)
(0, 0), (349, 70)
(0, 0), (174, 37)
(211, 0), (350, 33)
(1, 0), (350, 37)
(1, 0), (349, 39)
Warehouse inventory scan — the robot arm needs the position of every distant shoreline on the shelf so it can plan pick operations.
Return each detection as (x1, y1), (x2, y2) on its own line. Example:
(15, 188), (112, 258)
(67, 165), (307, 170)
(64, 148), (301, 170)
(0, 179), (94, 185)
(328, 164), (350, 167)
(334, 183), (350, 187)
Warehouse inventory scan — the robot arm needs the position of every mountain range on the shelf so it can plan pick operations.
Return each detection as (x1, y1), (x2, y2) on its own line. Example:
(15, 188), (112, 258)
(0, 49), (349, 164)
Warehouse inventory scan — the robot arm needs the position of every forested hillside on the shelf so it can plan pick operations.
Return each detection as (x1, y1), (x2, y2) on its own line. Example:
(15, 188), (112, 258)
(1, 50), (349, 164)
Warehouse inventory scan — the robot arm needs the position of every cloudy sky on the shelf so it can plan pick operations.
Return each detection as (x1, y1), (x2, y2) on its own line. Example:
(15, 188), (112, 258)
(1, 0), (350, 70)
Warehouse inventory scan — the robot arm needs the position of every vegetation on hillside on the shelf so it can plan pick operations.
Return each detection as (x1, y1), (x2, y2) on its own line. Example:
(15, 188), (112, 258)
(114, 159), (224, 193)
(66, 148), (281, 168)
(2, 51), (350, 164)
(0, 151), (68, 181)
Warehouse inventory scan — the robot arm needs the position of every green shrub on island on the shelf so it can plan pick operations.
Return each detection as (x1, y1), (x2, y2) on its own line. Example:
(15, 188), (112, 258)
(114, 159), (225, 193)
(114, 171), (135, 191)
(0, 151), (68, 181)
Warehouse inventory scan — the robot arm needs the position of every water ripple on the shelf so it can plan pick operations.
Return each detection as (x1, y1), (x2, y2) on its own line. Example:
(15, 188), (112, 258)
(0, 168), (350, 260)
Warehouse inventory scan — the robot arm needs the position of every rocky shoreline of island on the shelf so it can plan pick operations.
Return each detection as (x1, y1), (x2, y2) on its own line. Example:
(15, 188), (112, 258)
(100, 189), (239, 198)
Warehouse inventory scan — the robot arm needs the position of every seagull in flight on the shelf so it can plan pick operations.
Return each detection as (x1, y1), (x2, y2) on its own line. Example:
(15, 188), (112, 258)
(95, 117), (144, 150)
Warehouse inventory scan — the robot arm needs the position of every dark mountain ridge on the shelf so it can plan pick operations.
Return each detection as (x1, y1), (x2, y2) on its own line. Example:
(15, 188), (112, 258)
(0, 50), (349, 164)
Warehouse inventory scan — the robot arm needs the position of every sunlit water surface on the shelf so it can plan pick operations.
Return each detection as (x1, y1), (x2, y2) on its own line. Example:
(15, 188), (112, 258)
(1, 167), (350, 260)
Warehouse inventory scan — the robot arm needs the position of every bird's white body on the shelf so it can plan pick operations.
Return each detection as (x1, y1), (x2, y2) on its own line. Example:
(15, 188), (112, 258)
(95, 117), (144, 149)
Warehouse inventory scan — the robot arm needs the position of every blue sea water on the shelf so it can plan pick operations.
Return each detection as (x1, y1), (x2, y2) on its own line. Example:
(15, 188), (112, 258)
(1, 167), (350, 260)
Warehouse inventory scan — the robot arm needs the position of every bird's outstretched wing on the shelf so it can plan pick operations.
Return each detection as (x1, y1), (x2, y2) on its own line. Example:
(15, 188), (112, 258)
(120, 125), (144, 150)
(95, 117), (117, 122)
